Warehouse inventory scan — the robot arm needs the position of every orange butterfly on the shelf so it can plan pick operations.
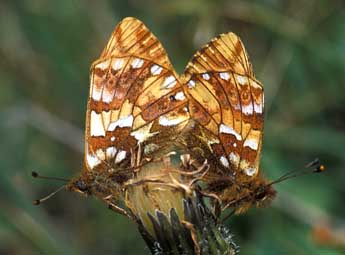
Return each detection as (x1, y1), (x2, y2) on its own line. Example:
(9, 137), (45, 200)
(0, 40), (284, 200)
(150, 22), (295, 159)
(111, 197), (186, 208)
(33, 17), (324, 220)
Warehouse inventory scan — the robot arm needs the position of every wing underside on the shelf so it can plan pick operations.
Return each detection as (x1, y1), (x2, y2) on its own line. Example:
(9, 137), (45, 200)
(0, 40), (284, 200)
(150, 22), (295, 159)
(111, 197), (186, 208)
(83, 18), (264, 185)
(84, 18), (189, 172)
(182, 33), (264, 180)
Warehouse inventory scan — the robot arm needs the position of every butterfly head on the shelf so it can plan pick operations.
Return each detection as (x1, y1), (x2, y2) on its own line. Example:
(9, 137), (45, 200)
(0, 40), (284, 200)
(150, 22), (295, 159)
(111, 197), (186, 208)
(73, 179), (91, 194)
(252, 181), (277, 207)
(67, 175), (93, 195)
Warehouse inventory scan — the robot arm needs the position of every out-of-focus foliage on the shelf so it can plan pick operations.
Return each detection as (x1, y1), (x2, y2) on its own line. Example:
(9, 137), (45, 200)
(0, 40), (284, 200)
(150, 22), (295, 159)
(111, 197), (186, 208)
(0, 0), (344, 254)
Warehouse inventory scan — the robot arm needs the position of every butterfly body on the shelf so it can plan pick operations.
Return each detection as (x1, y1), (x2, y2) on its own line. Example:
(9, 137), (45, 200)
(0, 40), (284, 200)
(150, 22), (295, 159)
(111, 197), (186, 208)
(69, 17), (273, 217)
(67, 168), (126, 204)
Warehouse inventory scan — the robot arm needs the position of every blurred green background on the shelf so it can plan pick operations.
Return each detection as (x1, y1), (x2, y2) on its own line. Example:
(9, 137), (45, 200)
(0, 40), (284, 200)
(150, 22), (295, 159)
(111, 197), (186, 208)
(1, 0), (344, 254)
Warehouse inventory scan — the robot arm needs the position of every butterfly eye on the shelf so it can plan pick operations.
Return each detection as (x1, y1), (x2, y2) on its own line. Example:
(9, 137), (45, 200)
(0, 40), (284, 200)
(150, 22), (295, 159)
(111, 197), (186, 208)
(255, 191), (266, 201)
(75, 180), (88, 192)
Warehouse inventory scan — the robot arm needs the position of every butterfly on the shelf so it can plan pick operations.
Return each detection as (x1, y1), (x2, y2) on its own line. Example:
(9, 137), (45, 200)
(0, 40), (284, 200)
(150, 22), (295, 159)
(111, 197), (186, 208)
(42, 17), (275, 218)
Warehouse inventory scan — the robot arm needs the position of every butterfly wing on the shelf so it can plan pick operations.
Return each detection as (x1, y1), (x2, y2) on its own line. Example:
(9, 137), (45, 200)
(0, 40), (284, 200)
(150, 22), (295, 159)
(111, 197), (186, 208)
(182, 32), (264, 180)
(85, 17), (189, 172)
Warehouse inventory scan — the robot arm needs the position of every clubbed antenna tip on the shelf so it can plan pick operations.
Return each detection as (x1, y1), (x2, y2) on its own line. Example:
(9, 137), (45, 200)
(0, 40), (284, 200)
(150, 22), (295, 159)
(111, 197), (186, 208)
(33, 199), (40, 205)
(315, 164), (326, 173)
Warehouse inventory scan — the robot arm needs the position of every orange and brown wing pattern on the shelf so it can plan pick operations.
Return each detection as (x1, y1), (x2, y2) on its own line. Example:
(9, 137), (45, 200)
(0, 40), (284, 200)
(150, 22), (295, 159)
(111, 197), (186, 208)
(183, 32), (264, 179)
(85, 17), (189, 171)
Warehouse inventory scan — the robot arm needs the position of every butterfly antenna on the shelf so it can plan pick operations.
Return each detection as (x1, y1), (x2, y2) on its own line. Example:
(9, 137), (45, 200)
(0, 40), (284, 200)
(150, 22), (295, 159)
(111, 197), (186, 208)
(268, 158), (325, 186)
(33, 185), (66, 205)
(31, 171), (69, 182)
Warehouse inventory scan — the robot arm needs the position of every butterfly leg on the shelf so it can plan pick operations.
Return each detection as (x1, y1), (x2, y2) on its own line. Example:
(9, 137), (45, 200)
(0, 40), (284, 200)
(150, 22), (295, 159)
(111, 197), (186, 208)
(130, 148), (136, 169)
(107, 202), (134, 220)
(197, 190), (222, 217)
(136, 142), (142, 167)
(187, 160), (210, 186)
(103, 197), (134, 220)
(180, 153), (193, 169)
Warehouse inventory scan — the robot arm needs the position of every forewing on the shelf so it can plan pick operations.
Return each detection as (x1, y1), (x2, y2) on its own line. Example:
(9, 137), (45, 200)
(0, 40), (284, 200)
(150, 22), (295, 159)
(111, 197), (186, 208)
(183, 32), (264, 179)
(85, 17), (189, 172)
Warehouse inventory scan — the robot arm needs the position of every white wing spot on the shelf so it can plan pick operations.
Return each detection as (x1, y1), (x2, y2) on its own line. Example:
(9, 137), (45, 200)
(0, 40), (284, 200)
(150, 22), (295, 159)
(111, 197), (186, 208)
(188, 80), (196, 88)
(251, 80), (262, 89)
(245, 167), (257, 176)
(159, 116), (184, 126)
(108, 115), (134, 131)
(254, 102), (263, 114)
(95, 149), (105, 160)
(95, 60), (110, 70)
(219, 124), (242, 141)
(131, 58), (144, 69)
(202, 73), (210, 80)
(220, 72), (230, 81)
(236, 74), (247, 85)
(233, 142), (237, 147)
(174, 91), (185, 101)
(106, 146), (117, 159)
(92, 85), (102, 101)
(162, 75), (176, 89)
(243, 138), (259, 150)
(112, 59), (124, 70)
(90, 111), (106, 137)
(242, 103), (253, 115)
(110, 136), (115, 142)
(86, 149), (101, 169)
(150, 64), (163, 75)
(220, 156), (230, 168)
(229, 152), (240, 166)
(102, 87), (113, 103)
(115, 150), (127, 163)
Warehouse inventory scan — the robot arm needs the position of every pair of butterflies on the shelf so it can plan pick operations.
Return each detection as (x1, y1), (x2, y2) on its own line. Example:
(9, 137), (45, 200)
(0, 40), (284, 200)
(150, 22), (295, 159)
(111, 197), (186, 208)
(32, 17), (282, 217)
(66, 17), (273, 217)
